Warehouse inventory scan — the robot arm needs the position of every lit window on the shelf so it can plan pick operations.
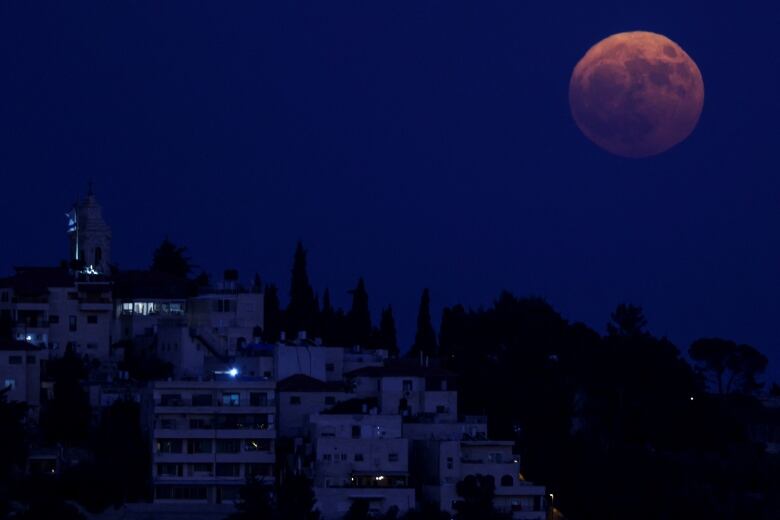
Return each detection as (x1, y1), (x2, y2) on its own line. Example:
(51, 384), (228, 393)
(4, 379), (15, 390)
(222, 393), (240, 406)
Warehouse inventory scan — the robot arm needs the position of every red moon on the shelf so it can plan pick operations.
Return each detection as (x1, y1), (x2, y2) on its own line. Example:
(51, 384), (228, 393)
(569, 31), (704, 158)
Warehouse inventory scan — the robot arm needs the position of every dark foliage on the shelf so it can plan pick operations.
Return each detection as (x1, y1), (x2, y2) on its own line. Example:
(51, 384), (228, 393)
(690, 338), (769, 395)
(347, 278), (372, 347)
(377, 306), (399, 356)
(151, 238), (192, 279)
(264, 284), (283, 342)
(276, 474), (320, 520)
(226, 478), (274, 520)
(410, 288), (437, 357)
(286, 241), (319, 337)
(453, 474), (506, 520)
(40, 346), (91, 445)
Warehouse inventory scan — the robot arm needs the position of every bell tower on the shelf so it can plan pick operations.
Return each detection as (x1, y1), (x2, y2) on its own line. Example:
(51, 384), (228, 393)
(67, 183), (112, 274)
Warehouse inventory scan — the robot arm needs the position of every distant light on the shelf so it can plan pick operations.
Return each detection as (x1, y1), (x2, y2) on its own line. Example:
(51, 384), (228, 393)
(689, 396), (694, 401)
(375, 475), (385, 481)
(25, 335), (32, 342)
(228, 368), (239, 377)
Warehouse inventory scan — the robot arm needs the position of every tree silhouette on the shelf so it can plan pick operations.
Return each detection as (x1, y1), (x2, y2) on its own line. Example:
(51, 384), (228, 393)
(276, 474), (320, 520)
(287, 241), (318, 337)
(411, 288), (437, 357)
(607, 303), (648, 337)
(378, 306), (398, 356)
(343, 499), (371, 520)
(227, 478), (274, 520)
(347, 278), (372, 347)
(689, 338), (768, 395)
(453, 474), (504, 520)
(151, 238), (192, 279)
(41, 346), (91, 444)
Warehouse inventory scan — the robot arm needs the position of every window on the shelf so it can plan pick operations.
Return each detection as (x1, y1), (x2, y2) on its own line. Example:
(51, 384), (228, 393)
(0, 291), (7, 302)
(192, 394), (213, 406)
(159, 419), (178, 429)
(157, 439), (182, 453)
(324, 396), (336, 405)
(436, 405), (447, 413)
(354, 453), (364, 462)
(246, 463), (272, 477)
(169, 303), (184, 314)
(9, 355), (22, 365)
(501, 475), (514, 487)
(87, 315), (98, 324)
(189, 418), (212, 429)
(26, 355), (36, 364)
(217, 300), (232, 313)
(192, 463), (213, 475)
(94, 247), (102, 265)
(325, 363), (335, 372)
(222, 393), (240, 406)
(244, 439), (271, 452)
(86, 343), (98, 350)
(157, 463), (183, 477)
(402, 379), (413, 392)
(447, 457), (454, 470)
(351, 425), (361, 439)
(215, 463), (241, 477)
(323, 454), (332, 461)
(216, 439), (241, 453)
(388, 453), (399, 462)
(160, 394), (182, 406)
(187, 439), (212, 454)
(49, 314), (60, 324)
(289, 396), (301, 405)
(155, 485), (207, 500)
(250, 392), (268, 406)
(4, 379), (15, 390)
(69, 316), (77, 332)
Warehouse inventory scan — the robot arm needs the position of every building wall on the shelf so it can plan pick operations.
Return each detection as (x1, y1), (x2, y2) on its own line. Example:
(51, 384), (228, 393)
(0, 347), (45, 415)
(278, 391), (350, 438)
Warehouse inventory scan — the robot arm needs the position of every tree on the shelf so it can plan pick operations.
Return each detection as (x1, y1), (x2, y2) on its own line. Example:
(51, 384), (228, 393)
(453, 474), (504, 520)
(347, 278), (372, 347)
(41, 346), (91, 444)
(287, 241), (318, 337)
(93, 400), (150, 505)
(151, 238), (192, 279)
(227, 478), (274, 520)
(378, 306), (399, 356)
(0, 387), (27, 479)
(0, 314), (13, 340)
(606, 303), (648, 338)
(689, 338), (768, 395)
(343, 499), (371, 520)
(276, 474), (320, 520)
(264, 284), (283, 342)
(411, 288), (437, 357)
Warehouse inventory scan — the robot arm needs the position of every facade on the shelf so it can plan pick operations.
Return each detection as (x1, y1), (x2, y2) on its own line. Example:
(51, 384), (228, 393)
(67, 187), (112, 274)
(152, 378), (276, 504)
(0, 339), (46, 416)
(0, 267), (113, 361)
(307, 413), (415, 518)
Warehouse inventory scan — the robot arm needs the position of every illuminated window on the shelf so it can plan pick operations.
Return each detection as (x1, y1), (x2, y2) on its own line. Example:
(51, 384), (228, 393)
(4, 379), (15, 390)
(222, 393), (240, 406)
(122, 303), (133, 314)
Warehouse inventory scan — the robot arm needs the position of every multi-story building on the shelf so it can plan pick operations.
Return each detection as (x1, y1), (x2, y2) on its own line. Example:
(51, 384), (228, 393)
(0, 339), (46, 417)
(307, 412), (415, 519)
(151, 377), (276, 504)
(0, 267), (113, 361)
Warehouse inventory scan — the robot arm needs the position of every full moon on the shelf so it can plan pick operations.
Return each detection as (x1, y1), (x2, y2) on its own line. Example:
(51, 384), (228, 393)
(569, 31), (704, 158)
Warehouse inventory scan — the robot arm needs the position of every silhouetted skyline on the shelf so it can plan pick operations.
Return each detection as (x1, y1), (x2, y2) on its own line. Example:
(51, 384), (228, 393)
(1, 1), (778, 384)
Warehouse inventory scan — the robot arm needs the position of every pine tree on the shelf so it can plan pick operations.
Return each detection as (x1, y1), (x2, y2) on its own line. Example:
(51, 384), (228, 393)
(287, 241), (317, 336)
(151, 238), (192, 279)
(347, 278), (372, 347)
(378, 306), (399, 356)
(411, 288), (437, 357)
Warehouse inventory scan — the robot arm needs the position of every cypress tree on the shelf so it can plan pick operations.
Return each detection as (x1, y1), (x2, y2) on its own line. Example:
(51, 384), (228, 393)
(411, 288), (437, 357)
(378, 306), (399, 356)
(347, 278), (372, 347)
(286, 241), (317, 336)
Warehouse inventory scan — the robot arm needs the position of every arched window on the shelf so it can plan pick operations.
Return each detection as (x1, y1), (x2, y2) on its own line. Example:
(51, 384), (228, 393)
(94, 247), (102, 264)
(501, 475), (514, 487)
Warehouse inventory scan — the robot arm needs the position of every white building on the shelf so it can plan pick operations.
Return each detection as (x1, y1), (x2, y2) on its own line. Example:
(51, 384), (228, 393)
(277, 374), (350, 438)
(0, 339), (46, 416)
(0, 267), (113, 361)
(152, 378), (276, 504)
(307, 412), (415, 519)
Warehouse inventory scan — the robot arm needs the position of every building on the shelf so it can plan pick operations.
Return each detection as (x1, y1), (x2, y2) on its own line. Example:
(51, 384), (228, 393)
(67, 186), (112, 275)
(0, 339), (46, 416)
(307, 412), (415, 518)
(151, 377), (276, 504)
(0, 267), (112, 360)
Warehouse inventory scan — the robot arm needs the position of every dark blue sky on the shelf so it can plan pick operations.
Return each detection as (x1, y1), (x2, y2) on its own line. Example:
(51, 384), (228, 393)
(1, 1), (779, 384)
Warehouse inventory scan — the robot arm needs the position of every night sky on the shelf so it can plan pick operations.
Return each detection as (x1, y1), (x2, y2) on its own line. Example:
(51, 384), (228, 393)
(1, 1), (779, 384)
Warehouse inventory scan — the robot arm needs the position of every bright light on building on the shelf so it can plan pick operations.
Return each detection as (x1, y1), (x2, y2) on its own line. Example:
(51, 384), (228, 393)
(25, 335), (32, 342)
(375, 475), (385, 481)
(689, 396), (695, 401)
(228, 368), (239, 377)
